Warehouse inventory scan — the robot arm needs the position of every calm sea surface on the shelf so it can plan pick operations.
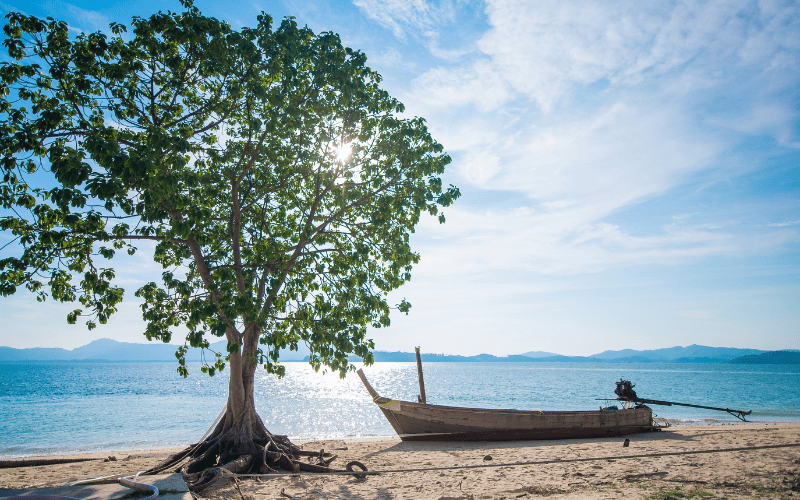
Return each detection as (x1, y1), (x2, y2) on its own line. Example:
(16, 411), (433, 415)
(1, 361), (798, 458)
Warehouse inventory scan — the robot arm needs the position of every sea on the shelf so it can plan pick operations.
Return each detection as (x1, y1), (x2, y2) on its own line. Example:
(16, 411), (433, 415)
(1, 361), (799, 458)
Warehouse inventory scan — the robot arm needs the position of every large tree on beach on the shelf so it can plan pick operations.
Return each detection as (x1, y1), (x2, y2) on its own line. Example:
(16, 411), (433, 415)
(0, 4), (458, 487)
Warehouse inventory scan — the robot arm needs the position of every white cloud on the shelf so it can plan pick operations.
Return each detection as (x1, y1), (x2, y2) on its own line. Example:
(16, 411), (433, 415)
(408, 0), (799, 120)
(738, 0), (800, 65)
(478, 0), (657, 110)
(352, 0), (453, 39)
(63, 3), (113, 34)
(413, 202), (799, 277)
(495, 103), (724, 201)
(768, 219), (800, 227)
(365, 47), (415, 72)
(425, 37), (476, 61)
(410, 60), (512, 111)
(395, 0), (799, 282)
(457, 149), (502, 185)
(714, 102), (800, 148)
(424, 99), (726, 209)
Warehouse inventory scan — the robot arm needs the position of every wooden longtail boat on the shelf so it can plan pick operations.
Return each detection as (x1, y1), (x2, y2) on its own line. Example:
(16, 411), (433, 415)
(356, 351), (655, 442)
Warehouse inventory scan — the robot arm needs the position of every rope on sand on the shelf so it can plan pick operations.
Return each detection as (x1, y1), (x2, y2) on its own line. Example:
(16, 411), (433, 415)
(229, 441), (800, 478)
(118, 473), (158, 500)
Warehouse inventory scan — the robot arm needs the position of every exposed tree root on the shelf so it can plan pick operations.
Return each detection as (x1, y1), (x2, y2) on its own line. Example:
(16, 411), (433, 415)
(144, 404), (367, 493)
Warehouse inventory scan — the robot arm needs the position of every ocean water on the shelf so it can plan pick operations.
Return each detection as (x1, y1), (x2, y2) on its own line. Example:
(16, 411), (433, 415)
(0, 361), (798, 458)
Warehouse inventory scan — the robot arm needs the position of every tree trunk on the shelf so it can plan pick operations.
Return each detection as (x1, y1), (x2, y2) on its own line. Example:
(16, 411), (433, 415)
(210, 324), (269, 448)
(142, 325), (364, 492)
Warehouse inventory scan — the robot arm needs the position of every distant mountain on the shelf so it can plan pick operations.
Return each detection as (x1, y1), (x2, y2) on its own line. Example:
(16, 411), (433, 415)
(672, 357), (730, 364)
(590, 345), (764, 362)
(728, 350), (800, 364)
(0, 346), (73, 361)
(359, 352), (531, 362)
(0, 338), (310, 362)
(349, 353), (630, 363)
(600, 356), (653, 363)
(517, 355), (599, 363)
(519, 350), (560, 358)
(2, 340), (792, 365)
(517, 345), (767, 363)
(342, 352), (594, 363)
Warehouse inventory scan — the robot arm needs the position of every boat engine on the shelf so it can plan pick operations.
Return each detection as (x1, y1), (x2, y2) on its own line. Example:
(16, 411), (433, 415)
(614, 379), (639, 401)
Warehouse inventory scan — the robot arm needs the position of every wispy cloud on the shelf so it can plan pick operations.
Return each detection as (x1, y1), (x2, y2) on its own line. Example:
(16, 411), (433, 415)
(352, 0), (452, 39)
(63, 3), (113, 34)
(413, 202), (799, 277)
(411, 60), (512, 112)
(0, 0), (796, 354)
(364, 47), (412, 70)
(0, 2), (26, 15)
(768, 219), (800, 227)
(493, 0), (797, 110)
(410, 0), (799, 114)
(395, 0), (799, 279)
(351, 0), (484, 63)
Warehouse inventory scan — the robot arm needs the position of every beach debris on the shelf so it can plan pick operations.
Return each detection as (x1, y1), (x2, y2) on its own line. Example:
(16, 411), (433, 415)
(233, 476), (246, 500)
(652, 417), (671, 428)
(623, 439), (630, 447)
(104, 456), (118, 462)
(306, 448), (338, 467)
(0, 457), (100, 469)
(484, 454), (493, 461)
(346, 460), (368, 480)
(623, 471), (669, 481)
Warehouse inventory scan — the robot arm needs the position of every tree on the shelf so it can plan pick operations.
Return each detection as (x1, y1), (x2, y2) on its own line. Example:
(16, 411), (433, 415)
(0, 4), (458, 489)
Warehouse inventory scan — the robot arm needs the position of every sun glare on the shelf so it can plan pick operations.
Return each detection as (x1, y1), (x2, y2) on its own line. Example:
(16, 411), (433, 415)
(335, 143), (352, 163)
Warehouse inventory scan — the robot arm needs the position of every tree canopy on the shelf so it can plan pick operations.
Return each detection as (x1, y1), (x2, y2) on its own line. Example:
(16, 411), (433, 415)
(0, 5), (459, 378)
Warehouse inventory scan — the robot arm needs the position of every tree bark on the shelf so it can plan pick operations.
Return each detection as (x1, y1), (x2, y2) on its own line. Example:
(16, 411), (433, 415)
(220, 323), (264, 441)
(142, 324), (366, 492)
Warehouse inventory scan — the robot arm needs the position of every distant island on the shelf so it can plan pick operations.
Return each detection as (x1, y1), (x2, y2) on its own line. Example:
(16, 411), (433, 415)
(1, 339), (798, 365)
(0, 338), (309, 363)
(353, 346), (799, 365)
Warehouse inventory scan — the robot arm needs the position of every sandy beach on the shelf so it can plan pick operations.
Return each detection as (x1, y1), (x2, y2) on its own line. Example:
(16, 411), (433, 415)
(2, 423), (799, 499)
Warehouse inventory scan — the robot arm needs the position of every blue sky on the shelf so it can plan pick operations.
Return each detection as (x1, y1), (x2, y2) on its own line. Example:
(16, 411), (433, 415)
(0, 0), (798, 356)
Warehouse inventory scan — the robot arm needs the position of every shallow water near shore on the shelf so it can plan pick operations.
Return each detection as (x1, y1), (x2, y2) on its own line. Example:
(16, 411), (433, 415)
(1, 361), (798, 458)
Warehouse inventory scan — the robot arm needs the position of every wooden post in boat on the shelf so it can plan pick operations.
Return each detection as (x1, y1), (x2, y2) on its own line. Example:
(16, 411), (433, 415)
(415, 347), (427, 404)
(357, 368), (379, 400)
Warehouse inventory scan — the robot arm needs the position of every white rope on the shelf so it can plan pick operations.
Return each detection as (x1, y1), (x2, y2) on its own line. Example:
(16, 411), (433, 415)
(119, 473), (159, 500)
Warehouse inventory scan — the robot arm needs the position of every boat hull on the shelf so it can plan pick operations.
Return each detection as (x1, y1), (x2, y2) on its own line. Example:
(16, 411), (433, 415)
(375, 399), (654, 442)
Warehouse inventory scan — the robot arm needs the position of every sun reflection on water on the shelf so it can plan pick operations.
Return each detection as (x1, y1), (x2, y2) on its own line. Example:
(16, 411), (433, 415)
(0, 361), (797, 458)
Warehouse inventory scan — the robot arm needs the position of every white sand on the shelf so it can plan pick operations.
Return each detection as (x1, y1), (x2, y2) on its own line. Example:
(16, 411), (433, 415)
(2, 423), (799, 499)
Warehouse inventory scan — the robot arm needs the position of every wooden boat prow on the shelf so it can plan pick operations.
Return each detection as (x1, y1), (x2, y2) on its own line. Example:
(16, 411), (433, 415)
(357, 368), (655, 442)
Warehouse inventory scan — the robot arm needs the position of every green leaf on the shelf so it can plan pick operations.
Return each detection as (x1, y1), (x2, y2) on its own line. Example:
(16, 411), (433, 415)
(0, 5), (457, 382)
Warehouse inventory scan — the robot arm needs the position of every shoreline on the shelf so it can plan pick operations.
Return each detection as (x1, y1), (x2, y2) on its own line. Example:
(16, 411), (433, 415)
(2, 418), (797, 461)
(2, 423), (799, 498)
